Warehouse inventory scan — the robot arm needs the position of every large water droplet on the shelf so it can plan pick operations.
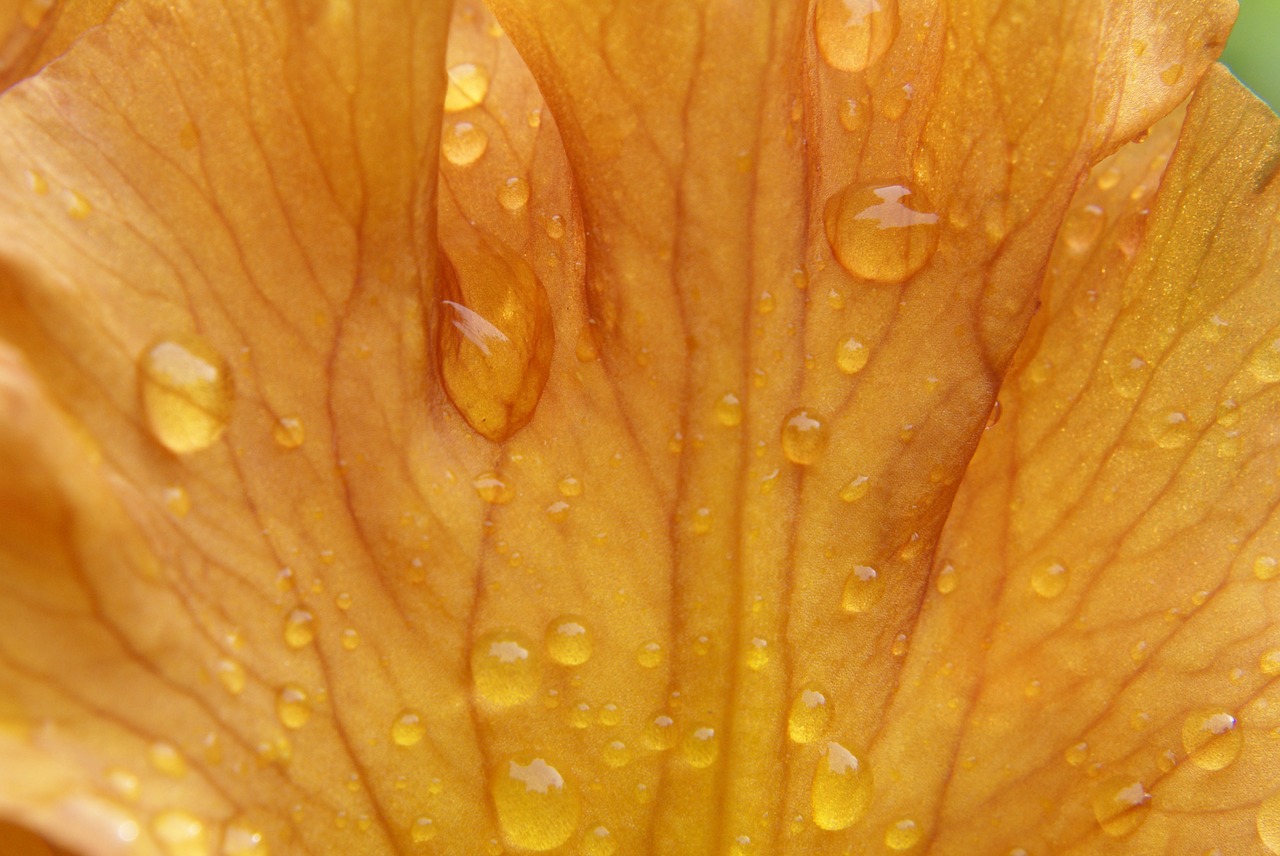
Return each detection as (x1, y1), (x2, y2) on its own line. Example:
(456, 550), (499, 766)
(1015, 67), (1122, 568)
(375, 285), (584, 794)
(442, 121), (488, 166)
(498, 176), (531, 211)
(410, 817), (437, 845)
(811, 741), (874, 830)
(842, 564), (884, 613)
(1181, 708), (1241, 770)
(152, 810), (208, 856)
(436, 248), (554, 442)
(492, 755), (580, 851)
(636, 640), (664, 669)
(444, 63), (490, 112)
(824, 182), (939, 283)
(814, 0), (898, 72)
(546, 616), (592, 666)
(472, 630), (538, 707)
(1092, 777), (1150, 836)
(139, 336), (233, 453)
(788, 685), (832, 744)
(781, 408), (830, 465)
(643, 713), (677, 750)
(836, 336), (869, 374)
(392, 710), (427, 747)
(283, 608), (315, 648)
(1030, 559), (1069, 599)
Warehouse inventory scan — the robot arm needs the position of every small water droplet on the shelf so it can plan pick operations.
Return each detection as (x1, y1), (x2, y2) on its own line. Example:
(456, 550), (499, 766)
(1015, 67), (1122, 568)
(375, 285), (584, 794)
(1092, 777), (1150, 836)
(1151, 409), (1191, 449)
(152, 810), (208, 856)
(715, 392), (744, 427)
(885, 818), (921, 850)
(66, 189), (92, 219)
(836, 336), (868, 375)
(745, 637), (770, 671)
(1249, 334), (1280, 382)
(1108, 352), (1149, 399)
(935, 561), (958, 595)
(1062, 203), (1105, 253)
(283, 608), (315, 648)
(271, 415), (305, 449)
(637, 641), (664, 669)
(839, 475), (870, 503)
(814, 0), (898, 72)
(842, 564), (884, 613)
(442, 121), (489, 166)
(581, 825), (617, 856)
(492, 755), (580, 851)
(788, 686), (832, 744)
(643, 713), (677, 750)
(473, 631), (538, 708)
(498, 176), (530, 211)
(602, 739), (631, 768)
(1259, 791), (1280, 853)
(472, 472), (515, 505)
(1160, 63), (1183, 85)
(392, 710), (427, 746)
(222, 819), (268, 855)
(149, 742), (188, 778)
(276, 685), (311, 729)
(1030, 559), (1069, 599)
(139, 336), (234, 454)
(1262, 650), (1280, 675)
(341, 628), (360, 650)
(1064, 742), (1089, 767)
(215, 659), (246, 695)
(825, 182), (939, 283)
(546, 616), (592, 666)
(444, 62), (491, 112)
(1254, 556), (1278, 581)
(1181, 708), (1241, 770)
(410, 817), (437, 845)
(781, 408), (829, 465)
(681, 724), (719, 768)
(811, 741), (874, 830)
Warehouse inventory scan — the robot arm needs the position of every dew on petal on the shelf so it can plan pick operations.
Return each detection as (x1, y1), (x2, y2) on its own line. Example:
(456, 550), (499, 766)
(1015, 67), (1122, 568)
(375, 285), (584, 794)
(149, 742), (188, 778)
(581, 825), (617, 856)
(643, 713), (677, 751)
(935, 561), (958, 595)
(410, 817), (437, 845)
(491, 755), (580, 851)
(781, 408), (829, 465)
(276, 685), (310, 730)
(392, 710), (427, 747)
(885, 818), (921, 850)
(637, 641), (664, 669)
(498, 176), (530, 211)
(473, 472), (515, 504)
(444, 62), (490, 112)
(1259, 791), (1280, 854)
(824, 182), (939, 283)
(813, 0), (898, 72)
(1254, 556), (1278, 581)
(546, 616), (592, 666)
(1030, 559), (1069, 599)
(602, 739), (631, 768)
(283, 608), (315, 648)
(842, 564), (884, 613)
(442, 121), (488, 165)
(1092, 777), (1151, 836)
(839, 475), (870, 502)
(715, 392), (744, 427)
(272, 415), (305, 449)
(1248, 334), (1280, 382)
(788, 686), (832, 744)
(473, 631), (538, 707)
(1181, 708), (1241, 770)
(811, 741), (874, 830)
(139, 336), (233, 454)
(151, 810), (208, 856)
(681, 724), (719, 769)
(215, 659), (246, 695)
(222, 819), (269, 855)
(836, 336), (869, 374)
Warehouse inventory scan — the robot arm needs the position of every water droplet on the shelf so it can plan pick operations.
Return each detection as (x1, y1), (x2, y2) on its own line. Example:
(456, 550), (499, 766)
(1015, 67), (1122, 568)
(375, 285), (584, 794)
(681, 724), (719, 768)
(1030, 559), (1069, 599)
(1249, 334), (1280, 382)
(1259, 791), (1280, 853)
(781, 408), (829, 465)
(276, 685), (311, 729)
(834, 336), (869, 375)
(935, 561), (958, 595)
(811, 741), (874, 830)
(26, 169), (48, 195)
(839, 475), (870, 502)
(1151, 409), (1191, 449)
(444, 62), (490, 112)
(582, 826), (617, 856)
(602, 739), (632, 768)
(691, 506), (712, 534)
(1181, 708), (1241, 770)
(1262, 650), (1280, 675)
(152, 810), (208, 856)
(1092, 777), (1150, 836)
(598, 703), (621, 726)
(436, 249), (554, 442)
(1255, 556), (1279, 581)
(66, 189), (92, 219)
(824, 182), (939, 283)
(1062, 203), (1105, 253)
(442, 121), (488, 165)
(842, 564), (884, 613)
(546, 616), (592, 666)
(1108, 352), (1149, 399)
(814, 0), (898, 72)
(105, 767), (140, 802)
(546, 214), (566, 240)
(392, 710), (427, 747)
(215, 659), (246, 695)
(472, 472), (515, 504)
(1064, 742), (1089, 767)
(1160, 63), (1183, 85)
(637, 641), (663, 669)
(643, 713), (677, 750)
(139, 336), (234, 454)
(149, 742), (188, 778)
(788, 686), (832, 744)
(568, 702), (592, 729)
(341, 628), (360, 650)
(283, 608), (315, 648)
(492, 755), (580, 851)
(757, 290), (776, 314)
(885, 818), (921, 850)
(164, 485), (191, 516)
(986, 399), (1003, 429)
(222, 820), (268, 855)
(498, 176), (530, 211)
(272, 416), (305, 449)
(410, 817), (437, 845)
(716, 392), (744, 427)
(473, 630), (538, 708)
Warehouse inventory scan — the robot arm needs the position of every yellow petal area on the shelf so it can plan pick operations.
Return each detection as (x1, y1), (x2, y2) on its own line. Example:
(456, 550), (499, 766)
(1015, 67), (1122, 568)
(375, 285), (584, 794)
(892, 66), (1280, 853)
(0, 1), (1262, 856)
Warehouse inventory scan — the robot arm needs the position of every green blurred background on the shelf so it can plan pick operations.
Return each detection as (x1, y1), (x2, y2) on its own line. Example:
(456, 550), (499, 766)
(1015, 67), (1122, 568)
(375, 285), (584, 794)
(1223, 0), (1279, 109)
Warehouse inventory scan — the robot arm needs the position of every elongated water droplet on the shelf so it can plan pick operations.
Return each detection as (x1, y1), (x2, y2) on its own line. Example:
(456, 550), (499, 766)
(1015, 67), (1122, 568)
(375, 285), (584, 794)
(840, 475), (870, 502)
(825, 182), (939, 283)
(546, 616), (592, 666)
(1181, 708), (1241, 770)
(814, 0), (898, 72)
(811, 741), (874, 830)
(715, 392), (744, 427)
(283, 608), (315, 648)
(788, 685), (832, 744)
(473, 472), (515, 504)
(681, 724), (719, 768)
(637, 640), (663, 669)
(837, 336), (868, 374)
(935, 561), (958, 594)
(276, 685), (310, 729)
(1092, 777), (1150, 836)
(472, 630), (538, 707)
(442, 121), (488, 166)
(842, 564), (884, 613)
(149, 742), (188, 778)
(139, 336), (233, 453)
(781, 408), (829, 465)
(436, 248), (554, 442)
(444, 63), (490, 112)
(492, 755), (580, 851)
(392, 710), (427, 747)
